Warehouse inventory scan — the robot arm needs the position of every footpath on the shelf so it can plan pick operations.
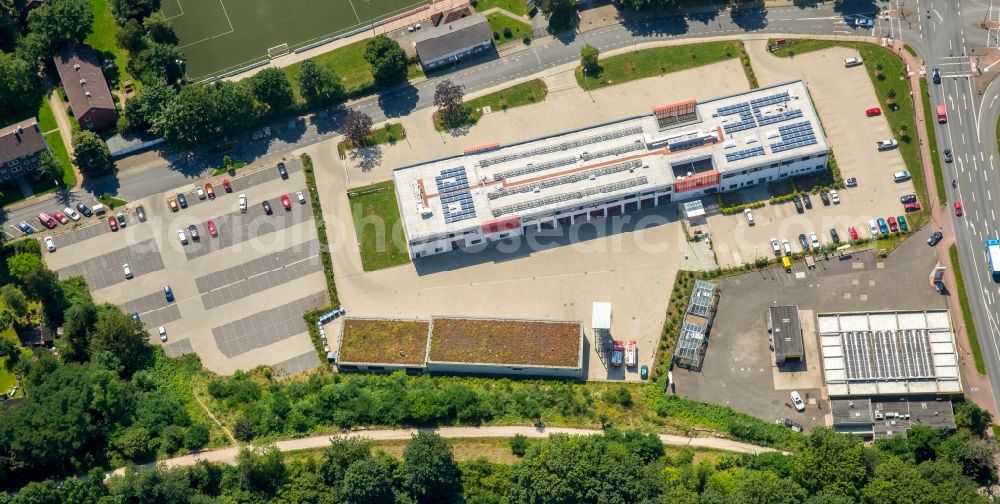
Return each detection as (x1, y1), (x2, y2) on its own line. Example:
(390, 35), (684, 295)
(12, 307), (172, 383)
(108, 425), (777, 477)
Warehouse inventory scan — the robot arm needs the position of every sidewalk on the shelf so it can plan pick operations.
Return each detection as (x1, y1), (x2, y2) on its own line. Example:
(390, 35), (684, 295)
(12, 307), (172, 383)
(893, 40), (999, 418)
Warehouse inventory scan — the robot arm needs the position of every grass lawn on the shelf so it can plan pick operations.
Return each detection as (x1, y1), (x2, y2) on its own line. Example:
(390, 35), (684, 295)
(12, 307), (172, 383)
(434, 79), (547, 130)
(211, 162), (247, 176)
(950, 244), (986, 374)
(920, 78), (946, 205)
(338, 123), (406, 158)
(770, 40), (927, 210)
(486, 12), (532, 44)
(0, 327), (26, 396)
(473, 0), (532, 16)
(282, 40), (425, 104)
(575, 41), (740, 91)
(44, 131), (76, 187)
(36, 99), (57, 133)
(86, 0), (132, 87)
(98, 194), (128, 209)
(348, 181), (410, 271)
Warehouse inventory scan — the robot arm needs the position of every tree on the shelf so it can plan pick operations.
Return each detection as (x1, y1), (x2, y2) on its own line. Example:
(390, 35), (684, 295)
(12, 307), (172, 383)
(35, 151), (63, 184)
(954, 400), (992, 437)
(122, 77), (176, 132)
(143, 13), (178, 46)
(21, 264), (63, 322)
(71, 130), (114, 177)
(249, 68), (294, 113)
(340, 458), (395, 504)
(151, 85), (215, 147)
(184, 423), (210, 451)
(433, 79), (465, 125)
(790, 428), (867, 498)
(89, 307), (151, 375)
(57, 299), (97, 362)
(109, 0), (159, 22)
(341, 108), (373, 147)
(320, 436), (372, 486)
(1, 284), (29, 319)
(7, 253), (41, 281)
(297, 59), (345, 107)
(234, 445), (286, 496)
(403, 432), (461, 504)
(20, 0), (93, 61)
(115, 18), (146, 53)
(0, 53), (38, 118)
(581, 43), (599, 74)
(128, 42), (184, 84)
(111, 425), (153, 464)
(232, 417), (255, 442)
(509, 434), (529, 457)
(363, 35), (407, 88)
(538, 0), (576, 31)
(207, 80), (256, 136)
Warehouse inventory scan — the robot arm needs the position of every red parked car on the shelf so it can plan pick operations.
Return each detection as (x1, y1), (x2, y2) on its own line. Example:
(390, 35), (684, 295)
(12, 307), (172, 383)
(954, 201), (963, 216)
(108, 216), (118, 231)
(904, 202), (921, 212)
(887, 216), (898, 232)
(205, 182), (215, 199)
(222, 178), (232, 193)
(54, 211), (69, 224)
(280, 193), (291, 210)
(865, 107), (882, 117)
(206, 220), (218, 237)
(848, 226), (859, 240)
(37, 213), (58, 229)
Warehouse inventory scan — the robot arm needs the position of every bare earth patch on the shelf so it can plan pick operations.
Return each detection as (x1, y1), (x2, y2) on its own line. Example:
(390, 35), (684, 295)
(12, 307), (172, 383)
(429, 317), (581, 367)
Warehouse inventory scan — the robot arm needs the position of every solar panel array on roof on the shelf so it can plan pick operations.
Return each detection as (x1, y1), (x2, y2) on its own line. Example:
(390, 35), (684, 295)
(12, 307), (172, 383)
(770, 121), (817, 153)
(756, 108), (803, 126)
(686, 280), (717, 317)
(719, 102), (756, 134)
(492, 156), (577, 181)
(492, 177), (648, 217)
(441, 191), (476, 224)
(478, 126), (643, 168)
(435, 167), (470, 193)
(580, 141), (644, 161)
(842, 330), (935, 381)
(487, 160), (643, 200)
(724, 146), (766, 163)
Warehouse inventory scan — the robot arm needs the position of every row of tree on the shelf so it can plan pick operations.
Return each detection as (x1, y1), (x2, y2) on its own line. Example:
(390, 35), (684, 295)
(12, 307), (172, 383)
(2, 423), (995, 504)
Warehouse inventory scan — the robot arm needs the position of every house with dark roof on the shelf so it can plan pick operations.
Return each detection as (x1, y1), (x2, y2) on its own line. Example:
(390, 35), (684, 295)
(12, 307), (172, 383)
(0, 118), (48, 183)
(53, 46), (117, 131)
(413, 14), (493, 70)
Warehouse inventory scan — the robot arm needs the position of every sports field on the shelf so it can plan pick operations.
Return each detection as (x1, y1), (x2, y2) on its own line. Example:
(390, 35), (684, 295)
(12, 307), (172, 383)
(164, 0), (426, 81)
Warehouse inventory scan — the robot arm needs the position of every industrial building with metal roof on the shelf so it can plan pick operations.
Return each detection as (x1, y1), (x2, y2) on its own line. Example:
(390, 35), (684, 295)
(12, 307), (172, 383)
(830, 396), (956, 439)
(817, 310), (962, 397)
(393, 80), (829, 259)
(769, 305), (803, 364)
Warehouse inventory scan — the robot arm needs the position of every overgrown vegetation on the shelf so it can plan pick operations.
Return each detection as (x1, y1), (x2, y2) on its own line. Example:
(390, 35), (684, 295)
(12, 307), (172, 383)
(737, 41), (758, 88)
(337, 123), (406, 158)
(347, 181), (411, 271)
(921, 77), (947, 205)
(575, 41), (740, 90)
(950, 244), (986, 374)
(97, 193), (127, 209)
(434, 79), (547, 130)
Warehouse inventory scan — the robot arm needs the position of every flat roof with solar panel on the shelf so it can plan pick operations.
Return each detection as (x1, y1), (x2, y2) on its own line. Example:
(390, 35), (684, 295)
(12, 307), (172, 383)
(393, 81), (827, 247)
(817, 310), (963, 397)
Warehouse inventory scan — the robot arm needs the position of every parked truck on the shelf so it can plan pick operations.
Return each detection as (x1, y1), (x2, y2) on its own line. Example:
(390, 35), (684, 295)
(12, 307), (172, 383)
(611, 341), (624, 367)
(625, 341), (637, 368)
(986, 239), (1000, 280)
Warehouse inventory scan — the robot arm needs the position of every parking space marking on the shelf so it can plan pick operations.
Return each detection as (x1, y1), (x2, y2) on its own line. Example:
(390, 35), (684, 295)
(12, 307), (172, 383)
(194, 240), (320, 293)
(201, 258), (323, 310)
(56, 239), (165, 290)
(272, 351), (321, 377)
(163, 338), (193, 357)
(183, 191), (312, 260)
(212, 292), (327, 358)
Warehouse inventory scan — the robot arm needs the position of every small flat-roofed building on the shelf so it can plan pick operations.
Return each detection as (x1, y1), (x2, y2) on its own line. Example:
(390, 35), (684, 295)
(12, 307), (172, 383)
(393, 81), (829, 259)
(0, 118), (48, 183)
(335, 317), (430, 373)
(769, 305), (803, 364)
(817, 310), (962, 397)
(426, 316), (584, 379)
(674, 279), (717, 370)
(831, 396), (955, 439)
(414, 14), (492, 70)
(592, 301), (612, 346)
(53, 46), (117, 131)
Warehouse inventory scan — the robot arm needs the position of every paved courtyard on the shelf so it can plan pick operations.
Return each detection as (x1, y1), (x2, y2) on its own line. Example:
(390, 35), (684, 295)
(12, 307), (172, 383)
(43, 160), (328, 375)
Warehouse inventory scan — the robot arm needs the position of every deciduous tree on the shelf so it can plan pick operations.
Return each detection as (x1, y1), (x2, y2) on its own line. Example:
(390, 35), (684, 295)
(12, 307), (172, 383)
(403, 431), (461, 504)
(71, 130), (114, 177)
(363, 35), (407, 88)
(249, 68), (294, 113)
(35, 151), (63, 184)
(341, 108), (373, 147)
(20, 0), (93, 61)
(298, 59), (345, 107)
(122, 77), (176, 132)
(89, 307), (151, 375)
(341, 458), (395, 504)
(0, 52), (38, 118)
(433, 79), (465, 124)
(115, 18), (146, 53)
(580, 43), (599, 74)
(538, 0), (576, 31)
(143, 13), (178, 46)
(109, 0), (160, 22)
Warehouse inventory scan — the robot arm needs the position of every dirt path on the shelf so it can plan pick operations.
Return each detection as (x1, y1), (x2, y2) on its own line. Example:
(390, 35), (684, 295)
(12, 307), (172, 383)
(48, 90), (81, 188)
(107, 425), (778, 478)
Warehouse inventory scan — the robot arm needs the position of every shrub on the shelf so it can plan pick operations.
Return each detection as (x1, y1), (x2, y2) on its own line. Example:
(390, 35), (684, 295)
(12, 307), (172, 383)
(503, 26), (512, 38)
(233, 417), (255, 441)
(493, 31), (500, 40)
(509, 434), (529, 457)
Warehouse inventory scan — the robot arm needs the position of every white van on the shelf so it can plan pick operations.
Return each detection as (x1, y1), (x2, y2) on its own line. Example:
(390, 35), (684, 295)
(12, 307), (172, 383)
(844, 57), (863, 67)
(92, 204), (107, 215)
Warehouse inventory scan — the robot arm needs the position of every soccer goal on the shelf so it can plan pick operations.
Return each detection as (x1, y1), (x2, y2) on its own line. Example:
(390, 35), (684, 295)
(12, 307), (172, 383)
(267, 43), (290, 60)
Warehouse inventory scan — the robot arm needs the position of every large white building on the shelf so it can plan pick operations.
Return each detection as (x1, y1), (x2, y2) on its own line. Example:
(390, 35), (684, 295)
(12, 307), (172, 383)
(393, 81), (830, 259)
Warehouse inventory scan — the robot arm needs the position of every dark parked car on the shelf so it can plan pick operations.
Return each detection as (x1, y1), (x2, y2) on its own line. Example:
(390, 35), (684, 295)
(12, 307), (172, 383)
(798, 233), (809, 251)
(932, 68), (941, 84)
(277, 162), (288, 179)
(944, 148), (953, 163)
(820, 191), (830, 206)
(135, 205), (146, 222)
(927, 231), (943, 246)
(802, 194), (812, 209)
(262, 200), (273, 215)
(830, 229), (840, 244)
(188, 224), (200, 241)
(900, 193), (917, 204)
(177, 193), (188, 208)
(793, 196), (804, 213)
(164, 285), (174, 302)
(76, 202), (93, 217)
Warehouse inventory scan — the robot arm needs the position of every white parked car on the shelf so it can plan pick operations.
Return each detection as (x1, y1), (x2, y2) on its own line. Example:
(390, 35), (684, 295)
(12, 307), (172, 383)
(177, 229), (188, 245)
(781, 239), (792, 256)
(868, 219), (879, 237)
(123, 263), (133, 279)
(790, 391), (806, 412)
(744, 208), (754, 226)
(196, 187), (206, 200)
(44, 236), (55, 252)
(830, 190), (840, 204)
(63, 207), (81, 221)
(238, 194), (248, 213)
(158, 326), (167, 342)
(809, 233), (820, 250)
(296, 191), (306, 204)
(770, 238), (781, 255)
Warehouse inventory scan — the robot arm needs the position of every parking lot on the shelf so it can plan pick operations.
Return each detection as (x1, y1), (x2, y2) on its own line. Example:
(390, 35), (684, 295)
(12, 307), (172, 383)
(710, 42), (918, 268)
(672, 234), (949, 429)
(42, 159), (329, 375)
